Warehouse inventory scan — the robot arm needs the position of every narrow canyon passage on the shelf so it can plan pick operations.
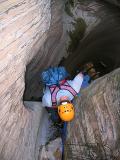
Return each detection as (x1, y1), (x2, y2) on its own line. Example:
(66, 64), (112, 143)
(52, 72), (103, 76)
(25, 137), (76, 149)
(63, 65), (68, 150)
(24, 0), (120, 101)
(0, 0), (120, 160)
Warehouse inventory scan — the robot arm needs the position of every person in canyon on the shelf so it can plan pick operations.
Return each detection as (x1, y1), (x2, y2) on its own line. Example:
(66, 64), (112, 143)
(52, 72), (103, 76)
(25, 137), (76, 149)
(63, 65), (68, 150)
(41, 66), (83, 122)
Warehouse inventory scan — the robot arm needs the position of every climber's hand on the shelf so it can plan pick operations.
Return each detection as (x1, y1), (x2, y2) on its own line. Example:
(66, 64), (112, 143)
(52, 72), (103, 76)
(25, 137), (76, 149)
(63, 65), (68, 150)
(78, 72), (83, 77)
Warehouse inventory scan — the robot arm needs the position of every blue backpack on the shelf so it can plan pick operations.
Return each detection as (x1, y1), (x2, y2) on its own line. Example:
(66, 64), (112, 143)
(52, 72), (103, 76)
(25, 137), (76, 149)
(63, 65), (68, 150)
(41, 67), (69, 86)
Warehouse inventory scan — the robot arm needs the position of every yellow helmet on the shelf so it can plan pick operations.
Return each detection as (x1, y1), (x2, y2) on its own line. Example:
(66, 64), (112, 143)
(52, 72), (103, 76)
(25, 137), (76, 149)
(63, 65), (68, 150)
(58, 101), (75, 122)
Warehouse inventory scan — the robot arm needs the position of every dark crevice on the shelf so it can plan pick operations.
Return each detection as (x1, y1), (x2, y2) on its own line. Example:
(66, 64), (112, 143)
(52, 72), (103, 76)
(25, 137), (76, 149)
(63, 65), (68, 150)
(61, 2), (120, 77)
(23, 0), (120, 101)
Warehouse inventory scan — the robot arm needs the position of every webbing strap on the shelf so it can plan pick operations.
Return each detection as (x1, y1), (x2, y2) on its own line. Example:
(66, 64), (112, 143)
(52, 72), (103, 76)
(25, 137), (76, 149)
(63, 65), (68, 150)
(60, 82), (77, 97)
(49, 81), (77, 107)
(49, 86), (59, 106)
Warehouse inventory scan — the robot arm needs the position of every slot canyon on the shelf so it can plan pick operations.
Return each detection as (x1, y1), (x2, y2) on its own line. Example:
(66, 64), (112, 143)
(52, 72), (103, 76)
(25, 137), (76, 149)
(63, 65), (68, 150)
(0, 0), (120, 159)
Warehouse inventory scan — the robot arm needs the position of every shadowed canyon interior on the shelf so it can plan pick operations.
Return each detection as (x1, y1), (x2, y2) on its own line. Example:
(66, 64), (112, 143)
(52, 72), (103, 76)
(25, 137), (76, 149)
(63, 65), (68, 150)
(0, 0), (120, 160)
(24, 0), (120, 101)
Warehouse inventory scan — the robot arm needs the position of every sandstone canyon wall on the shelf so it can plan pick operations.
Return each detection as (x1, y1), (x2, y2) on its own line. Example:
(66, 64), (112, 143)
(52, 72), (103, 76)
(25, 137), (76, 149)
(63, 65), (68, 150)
(65, 68), (120, 160)
(0, 0), (65, 159)
(0, 0), (120, 160)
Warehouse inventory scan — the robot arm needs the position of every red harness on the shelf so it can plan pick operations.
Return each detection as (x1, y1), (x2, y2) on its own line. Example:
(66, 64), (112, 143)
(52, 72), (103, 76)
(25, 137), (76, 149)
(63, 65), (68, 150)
(49, 80), (77, 107)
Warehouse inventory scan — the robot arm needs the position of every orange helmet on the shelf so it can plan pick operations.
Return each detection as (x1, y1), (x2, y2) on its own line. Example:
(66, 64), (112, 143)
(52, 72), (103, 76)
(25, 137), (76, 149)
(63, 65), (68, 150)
(58, 98), (75, 122)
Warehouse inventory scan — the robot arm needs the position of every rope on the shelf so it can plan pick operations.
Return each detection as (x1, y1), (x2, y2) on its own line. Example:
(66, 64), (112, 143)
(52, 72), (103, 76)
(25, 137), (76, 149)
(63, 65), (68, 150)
(61, 122), (67, 160)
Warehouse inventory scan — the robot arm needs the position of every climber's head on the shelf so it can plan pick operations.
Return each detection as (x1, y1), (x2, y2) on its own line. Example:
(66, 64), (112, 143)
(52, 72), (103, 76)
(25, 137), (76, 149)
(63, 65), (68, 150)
(58, 96), (75, 122)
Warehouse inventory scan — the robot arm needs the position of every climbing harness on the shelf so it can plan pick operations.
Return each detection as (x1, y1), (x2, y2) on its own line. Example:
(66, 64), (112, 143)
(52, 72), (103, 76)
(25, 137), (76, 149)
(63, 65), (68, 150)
(49, 80), (77, 107)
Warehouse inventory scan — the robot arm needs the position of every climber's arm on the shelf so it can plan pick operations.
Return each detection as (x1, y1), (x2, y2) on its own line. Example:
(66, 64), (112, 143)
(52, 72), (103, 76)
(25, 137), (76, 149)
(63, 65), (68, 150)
(70, 72), (84, 93)
(42, 93), (52, 107)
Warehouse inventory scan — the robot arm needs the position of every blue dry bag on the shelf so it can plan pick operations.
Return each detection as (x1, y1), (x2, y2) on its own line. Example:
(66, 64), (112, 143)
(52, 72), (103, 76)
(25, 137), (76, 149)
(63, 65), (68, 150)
(41, 66), (69, 86)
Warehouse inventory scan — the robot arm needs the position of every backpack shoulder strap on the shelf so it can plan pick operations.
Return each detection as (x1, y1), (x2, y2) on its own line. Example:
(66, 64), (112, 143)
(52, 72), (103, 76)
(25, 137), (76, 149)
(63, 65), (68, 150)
(49, 85), (60, 107)
(60, 81), (77, 97)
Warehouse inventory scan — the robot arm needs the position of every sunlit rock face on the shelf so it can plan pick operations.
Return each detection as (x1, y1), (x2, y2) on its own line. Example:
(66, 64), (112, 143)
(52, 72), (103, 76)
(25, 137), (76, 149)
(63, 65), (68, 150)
(0, 0), (51, 110)
(0, 1), (54, 160)
(65, 68), (120, 160)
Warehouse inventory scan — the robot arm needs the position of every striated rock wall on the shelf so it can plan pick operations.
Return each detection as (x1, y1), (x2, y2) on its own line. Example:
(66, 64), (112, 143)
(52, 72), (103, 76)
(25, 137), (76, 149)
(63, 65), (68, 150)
(24, 0), (67, 100)
(0, 0), (65, 159)
(0, 0), (51, 106)
(64, 68), (120, 159)
(1, 0), (120, 159)
(0, 0), (70, 159)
